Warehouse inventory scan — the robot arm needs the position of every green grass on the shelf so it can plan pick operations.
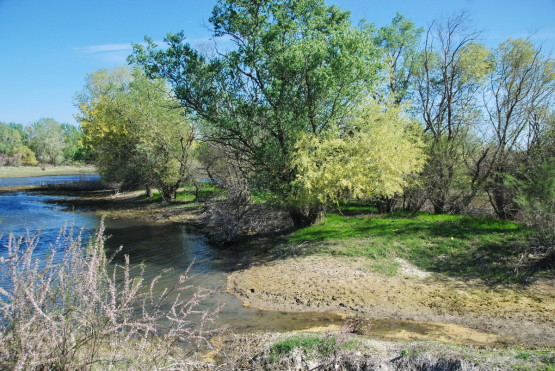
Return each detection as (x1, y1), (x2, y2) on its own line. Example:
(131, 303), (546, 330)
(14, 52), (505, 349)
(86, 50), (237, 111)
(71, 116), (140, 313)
(250, 190), (274, 203)
(0, 165), (96, 178)
(143, 182), (222, 202)
(269, 335), (336, 362)
(288, 204), (530, 282)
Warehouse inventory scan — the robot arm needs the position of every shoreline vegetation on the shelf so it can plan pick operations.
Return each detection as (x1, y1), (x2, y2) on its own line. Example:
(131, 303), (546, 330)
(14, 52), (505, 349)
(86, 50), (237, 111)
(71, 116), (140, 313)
(2, 0), (555, 366)
(1, 170), (554, 369)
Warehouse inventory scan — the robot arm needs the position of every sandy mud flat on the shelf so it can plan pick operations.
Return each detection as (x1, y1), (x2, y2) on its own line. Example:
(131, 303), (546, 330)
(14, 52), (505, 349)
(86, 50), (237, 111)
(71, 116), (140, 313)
(227, 256), (555, 347)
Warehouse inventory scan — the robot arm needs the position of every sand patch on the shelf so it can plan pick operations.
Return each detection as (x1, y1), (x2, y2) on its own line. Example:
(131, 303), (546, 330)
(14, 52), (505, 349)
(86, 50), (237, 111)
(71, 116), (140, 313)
(227, 256), (555, 347)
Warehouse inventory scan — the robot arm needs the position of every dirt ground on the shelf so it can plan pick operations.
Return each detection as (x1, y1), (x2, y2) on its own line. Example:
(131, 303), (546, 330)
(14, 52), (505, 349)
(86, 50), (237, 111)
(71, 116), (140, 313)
(227, 256), (555, 348)
(55, 190), (202, 224)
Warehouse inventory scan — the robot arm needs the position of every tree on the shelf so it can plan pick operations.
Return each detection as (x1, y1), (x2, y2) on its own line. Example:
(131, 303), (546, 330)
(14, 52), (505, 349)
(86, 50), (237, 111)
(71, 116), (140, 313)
(291, 99), (426, 209)
(484, 39), (555, 219)
(374, 13), (423, 104)
(60, 123), (88, 164)
(26, 118), (66, 165)
(130, 0), (382, 226)
(509, 113), (555, 268)
(76, 68), (196, 200)
(0, 122), (23, 155)
(371, 13), (423, 212)
(413, 13), (493, 213)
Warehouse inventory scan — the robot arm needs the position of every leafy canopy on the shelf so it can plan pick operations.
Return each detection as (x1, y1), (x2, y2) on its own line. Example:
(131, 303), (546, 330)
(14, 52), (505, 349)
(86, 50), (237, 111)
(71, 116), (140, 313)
(291, 99), (426, 206)
(76, 68), (195, 199)
(130, 0), (381, 211)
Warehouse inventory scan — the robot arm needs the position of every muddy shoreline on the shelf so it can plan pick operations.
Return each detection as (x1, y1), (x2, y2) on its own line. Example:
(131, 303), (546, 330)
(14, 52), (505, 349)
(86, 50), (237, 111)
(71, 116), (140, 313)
(5, 183), (555, 349)
(0, 184), (203, 226)
(227, 256), (555, 348)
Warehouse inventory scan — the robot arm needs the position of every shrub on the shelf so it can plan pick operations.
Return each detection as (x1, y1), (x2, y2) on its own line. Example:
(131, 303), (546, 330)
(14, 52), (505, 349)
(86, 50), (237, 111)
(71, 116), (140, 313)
(514, 158), (555, 271)
(200, 178), (292, 243)
(14, 145), (38, 166)
(0, 221), (220, 369)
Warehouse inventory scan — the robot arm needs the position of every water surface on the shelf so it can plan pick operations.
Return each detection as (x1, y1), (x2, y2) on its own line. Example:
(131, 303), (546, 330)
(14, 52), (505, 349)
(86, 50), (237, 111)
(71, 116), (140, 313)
(0, 176), (341, 332)
(0, 173), (100, 187)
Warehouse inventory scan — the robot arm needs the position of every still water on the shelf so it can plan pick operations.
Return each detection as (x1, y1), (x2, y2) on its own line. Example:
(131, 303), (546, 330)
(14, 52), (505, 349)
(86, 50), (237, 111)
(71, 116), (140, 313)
(0, 175), (340, 332)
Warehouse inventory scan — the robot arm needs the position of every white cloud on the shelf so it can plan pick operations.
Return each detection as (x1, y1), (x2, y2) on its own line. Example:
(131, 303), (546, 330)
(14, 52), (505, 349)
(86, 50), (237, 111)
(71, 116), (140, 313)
(74, 42), (152, 66)
(74, 35), (234, 65)
(75, 43), (133, 53)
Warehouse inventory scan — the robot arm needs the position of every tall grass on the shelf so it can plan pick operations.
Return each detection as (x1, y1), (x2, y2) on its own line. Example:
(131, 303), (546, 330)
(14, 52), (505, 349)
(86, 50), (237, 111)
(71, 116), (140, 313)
(0, 221), (220, 370)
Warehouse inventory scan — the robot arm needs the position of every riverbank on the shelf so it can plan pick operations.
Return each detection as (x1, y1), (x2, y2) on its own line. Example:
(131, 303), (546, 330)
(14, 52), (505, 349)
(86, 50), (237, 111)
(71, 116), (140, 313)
(46, 188), (204, 225)
(5, 182), (555, 355)
(0, 182), (205, 225)
(227, 255), (555, 348)
(226, 208), (555, 349)
(208, 331), (555, 370)
(0, 165), (96, 178)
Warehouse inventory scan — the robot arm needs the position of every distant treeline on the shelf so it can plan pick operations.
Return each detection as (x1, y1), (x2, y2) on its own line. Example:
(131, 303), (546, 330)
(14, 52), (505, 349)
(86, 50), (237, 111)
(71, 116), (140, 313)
(0, 118), (93, 167)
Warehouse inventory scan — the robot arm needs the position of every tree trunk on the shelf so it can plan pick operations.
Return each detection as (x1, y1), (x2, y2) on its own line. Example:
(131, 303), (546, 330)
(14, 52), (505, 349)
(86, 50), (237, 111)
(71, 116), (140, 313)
(432, 197), (446, 214)
(487, 172), (519, 220)
(145, 185), (153, 198)
(289, 206), (325, 228)
(160, 185), (177, 202)
(488, 186), (518, 220)
(376, 197), (397, 214)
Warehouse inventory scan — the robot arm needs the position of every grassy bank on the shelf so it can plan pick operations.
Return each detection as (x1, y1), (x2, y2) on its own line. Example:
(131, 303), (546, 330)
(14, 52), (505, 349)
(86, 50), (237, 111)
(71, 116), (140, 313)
(287, 204), (533, 283)
(141, 182), (223, 202)
(216, 331), (555, 370)
(0, 165), (96, 178)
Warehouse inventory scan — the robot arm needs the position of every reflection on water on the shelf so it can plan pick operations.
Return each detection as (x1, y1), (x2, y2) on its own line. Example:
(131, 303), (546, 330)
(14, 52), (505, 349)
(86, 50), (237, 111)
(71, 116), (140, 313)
(0, 178), (343, 332)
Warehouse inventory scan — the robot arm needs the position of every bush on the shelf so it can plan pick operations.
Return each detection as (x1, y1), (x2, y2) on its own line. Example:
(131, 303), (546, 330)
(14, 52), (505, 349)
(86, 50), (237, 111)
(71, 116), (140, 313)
(200, 178), (292, 243)
(515, 158), (555, 270)
(14, 145), (38, 166)
(0, 221), (220, 369)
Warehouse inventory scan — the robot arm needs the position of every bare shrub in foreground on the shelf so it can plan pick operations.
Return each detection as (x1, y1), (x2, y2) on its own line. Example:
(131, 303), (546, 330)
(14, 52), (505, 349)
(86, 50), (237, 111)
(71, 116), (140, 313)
(0, 221), (220, 370)
(202, 193), (293, 244)
(201, 179), (253, 243)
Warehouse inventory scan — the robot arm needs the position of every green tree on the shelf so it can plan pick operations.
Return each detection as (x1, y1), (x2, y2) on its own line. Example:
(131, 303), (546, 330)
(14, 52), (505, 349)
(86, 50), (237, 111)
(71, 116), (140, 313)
(130, 0), (381, 226)
(484, 39), (555, 219)
(375, 13), (423, 104)
(0, 122), (38, 166)
(371, 13), (423, 212)
(0, 122), (23, 155)
(511, 113), (555, 265)
(76, 68), (195, 200)
(60, 123), (86, 163)
(413, 13), (493, 213)
(26, 118), (66, 165)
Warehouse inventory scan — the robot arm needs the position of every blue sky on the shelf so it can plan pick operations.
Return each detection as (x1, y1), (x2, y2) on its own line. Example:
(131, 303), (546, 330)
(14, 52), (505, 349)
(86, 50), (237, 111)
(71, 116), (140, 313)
(1, 0), (554, 126)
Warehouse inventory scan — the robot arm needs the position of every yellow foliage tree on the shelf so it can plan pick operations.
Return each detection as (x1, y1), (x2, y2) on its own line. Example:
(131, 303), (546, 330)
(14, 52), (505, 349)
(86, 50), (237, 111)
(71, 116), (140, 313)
(291, 99), (426, 207)
(75, 68), (195, 200)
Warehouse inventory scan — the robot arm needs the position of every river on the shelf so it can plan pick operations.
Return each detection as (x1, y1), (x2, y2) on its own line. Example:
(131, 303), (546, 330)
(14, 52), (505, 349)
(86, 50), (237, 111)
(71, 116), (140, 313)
(0, 175), (340, 332)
